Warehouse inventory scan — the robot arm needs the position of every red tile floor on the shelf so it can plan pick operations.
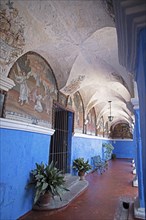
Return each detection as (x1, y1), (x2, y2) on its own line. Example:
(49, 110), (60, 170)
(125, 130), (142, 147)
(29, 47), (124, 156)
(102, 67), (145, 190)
(20, 159), (138, 220)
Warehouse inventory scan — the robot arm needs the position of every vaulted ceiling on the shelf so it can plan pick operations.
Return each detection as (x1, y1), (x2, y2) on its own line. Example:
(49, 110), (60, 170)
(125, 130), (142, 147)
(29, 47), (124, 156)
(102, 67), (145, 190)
(3, 0), (144, 129)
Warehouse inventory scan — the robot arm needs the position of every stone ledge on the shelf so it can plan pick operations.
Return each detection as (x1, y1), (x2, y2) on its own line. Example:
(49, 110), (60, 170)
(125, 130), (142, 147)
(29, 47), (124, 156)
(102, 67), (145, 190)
(33, 175), (88, 211)
(134, 197), (145, 220)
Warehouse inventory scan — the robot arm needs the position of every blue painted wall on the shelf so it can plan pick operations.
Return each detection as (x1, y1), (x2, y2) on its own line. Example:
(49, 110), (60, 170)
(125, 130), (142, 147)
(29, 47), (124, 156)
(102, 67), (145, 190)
(71, 136), (136, 174)
(0, 128), (51, 220)
(71, 135), (111, 174)
(136, 28), (146, 209)
(0, 128), (137, 219)
(112, 140), (136, 159)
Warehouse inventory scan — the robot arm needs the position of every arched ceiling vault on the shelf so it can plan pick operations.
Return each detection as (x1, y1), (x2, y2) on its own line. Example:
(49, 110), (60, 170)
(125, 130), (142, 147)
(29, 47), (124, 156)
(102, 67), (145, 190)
(3, 0), (139, 129)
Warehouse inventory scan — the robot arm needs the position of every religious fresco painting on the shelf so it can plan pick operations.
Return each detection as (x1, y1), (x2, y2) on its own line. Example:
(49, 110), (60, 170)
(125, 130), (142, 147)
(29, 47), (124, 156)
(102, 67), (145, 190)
(104, 121), (109, 137)
(63, 75), (85, 94)
(110, 123), (133, 139)
(67, 92), (84, 133)
(86, 107), (96, 135)
(96, 116), (104, 137)
(67, 95), (73, 109)
(58, 91), (67, 107)
(4, 52), (58, 128)
(0, 2), (25, 73)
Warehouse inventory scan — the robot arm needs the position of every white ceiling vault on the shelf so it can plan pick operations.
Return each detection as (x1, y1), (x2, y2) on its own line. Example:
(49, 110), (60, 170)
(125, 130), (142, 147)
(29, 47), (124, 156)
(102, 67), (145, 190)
(2, 0), (136, 128)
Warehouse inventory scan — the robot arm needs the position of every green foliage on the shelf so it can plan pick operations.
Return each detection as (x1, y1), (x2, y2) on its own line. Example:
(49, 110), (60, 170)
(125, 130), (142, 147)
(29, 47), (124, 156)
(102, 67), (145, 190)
(111, 153), (116, 160)
(73, 158), (92, 173)
(103, 143), (114, 160)
(27, 161), (69, 204)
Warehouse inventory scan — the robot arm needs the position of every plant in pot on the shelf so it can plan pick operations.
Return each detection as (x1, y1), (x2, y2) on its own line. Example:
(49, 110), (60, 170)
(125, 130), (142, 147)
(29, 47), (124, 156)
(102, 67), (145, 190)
(27, 161), (69, 207)
(73, 158), (92, 180)
(111, 153), (116, 160)
(102, 143), (114, 161)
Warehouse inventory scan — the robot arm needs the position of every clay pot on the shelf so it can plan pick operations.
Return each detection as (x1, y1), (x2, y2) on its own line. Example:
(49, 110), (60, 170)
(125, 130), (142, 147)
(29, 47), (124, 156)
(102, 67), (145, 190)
(78, 171), (85, 180)
(37, 192), (52, 207)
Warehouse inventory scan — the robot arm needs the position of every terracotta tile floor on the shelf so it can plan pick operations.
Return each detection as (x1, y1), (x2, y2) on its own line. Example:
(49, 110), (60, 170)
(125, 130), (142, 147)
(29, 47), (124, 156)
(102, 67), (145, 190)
(20, 159), (138, 220)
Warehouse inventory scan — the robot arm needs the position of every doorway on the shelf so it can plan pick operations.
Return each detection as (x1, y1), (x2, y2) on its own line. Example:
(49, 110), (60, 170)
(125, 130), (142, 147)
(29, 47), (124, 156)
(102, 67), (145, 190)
(49, 103), (73, 173)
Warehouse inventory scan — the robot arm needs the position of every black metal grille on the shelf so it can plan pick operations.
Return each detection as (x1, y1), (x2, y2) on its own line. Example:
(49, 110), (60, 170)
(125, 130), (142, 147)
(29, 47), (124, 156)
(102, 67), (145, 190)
(49, 104), (69, 173)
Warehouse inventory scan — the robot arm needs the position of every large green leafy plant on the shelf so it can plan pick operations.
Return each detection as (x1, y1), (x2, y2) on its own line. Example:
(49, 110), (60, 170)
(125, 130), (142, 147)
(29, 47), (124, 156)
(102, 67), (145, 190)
(73, 158), (92, 173)
(27, 161), (69, 204)
(103, 143), (114, 160)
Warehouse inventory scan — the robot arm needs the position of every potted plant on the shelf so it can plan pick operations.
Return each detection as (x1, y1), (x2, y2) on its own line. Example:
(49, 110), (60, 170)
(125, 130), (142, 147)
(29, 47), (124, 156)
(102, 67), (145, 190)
(102, 143), (114, 160)
(27, 161), (69, 206)
(73, 158), (92, 180)
(111, 153), (116, 160)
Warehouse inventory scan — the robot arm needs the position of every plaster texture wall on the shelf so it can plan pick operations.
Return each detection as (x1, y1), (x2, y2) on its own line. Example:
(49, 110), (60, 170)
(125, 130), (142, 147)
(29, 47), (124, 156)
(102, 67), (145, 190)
(0, 128), (51, 220)
(0, 128), (136, 220)
(71, 135), (111, 174)
(112, 140), (136, 159)
(136, 28), (146, 209)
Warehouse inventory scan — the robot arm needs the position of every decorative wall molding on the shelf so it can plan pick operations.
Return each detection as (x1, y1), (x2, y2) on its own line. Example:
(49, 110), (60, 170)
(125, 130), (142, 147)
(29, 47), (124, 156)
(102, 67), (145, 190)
(0, 118), (55, 135)
(112, 138), (133, 142)
(131, 98), (139, 110)
(113, 0), (146, 74)
(73, 133), (133, 141)
(0, 75), (15, 91)
(73, 133), (107, 139)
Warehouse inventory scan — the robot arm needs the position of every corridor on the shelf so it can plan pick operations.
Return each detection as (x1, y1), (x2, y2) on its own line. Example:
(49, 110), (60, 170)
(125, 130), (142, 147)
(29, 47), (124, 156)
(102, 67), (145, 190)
(20, 159), (138, 220)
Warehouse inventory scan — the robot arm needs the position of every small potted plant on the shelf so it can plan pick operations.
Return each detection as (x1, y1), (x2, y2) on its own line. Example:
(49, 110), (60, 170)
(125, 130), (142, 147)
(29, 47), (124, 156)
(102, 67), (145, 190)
(73, 158), (92, 180)
(27, 161), (69, 207)
(111, 153), (116, 160)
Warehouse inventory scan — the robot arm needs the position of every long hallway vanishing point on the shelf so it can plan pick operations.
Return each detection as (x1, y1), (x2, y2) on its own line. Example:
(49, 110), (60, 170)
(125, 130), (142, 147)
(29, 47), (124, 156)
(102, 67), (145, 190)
(0, 0), (146, 219)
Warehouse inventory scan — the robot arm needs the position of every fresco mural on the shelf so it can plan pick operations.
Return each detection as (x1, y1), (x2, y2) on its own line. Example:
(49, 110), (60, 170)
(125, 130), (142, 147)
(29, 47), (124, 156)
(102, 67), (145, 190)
(58, 91), (67, 107)
(63, 75), (85, 94)
(96, 116), (104, 137)
(67, 92), (84, 133)
(67, 95), (73, 109)
(104, 121), (109, 137)
(4, 52), (58, 128)
(110, 123), (133, 139)
(0, 1), (25, 74)
(86, 108), (96, 135)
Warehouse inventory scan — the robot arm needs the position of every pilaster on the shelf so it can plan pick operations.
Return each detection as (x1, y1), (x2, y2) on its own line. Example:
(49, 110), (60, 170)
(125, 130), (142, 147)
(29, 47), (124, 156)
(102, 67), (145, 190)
(0, 75), (15, 91)
(131, 97), (145, 219)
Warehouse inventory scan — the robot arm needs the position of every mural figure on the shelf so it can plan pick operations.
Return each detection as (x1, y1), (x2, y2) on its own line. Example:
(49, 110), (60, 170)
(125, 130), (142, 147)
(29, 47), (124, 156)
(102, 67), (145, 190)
(87, 108), (96, 135)
(34, 94), (43, 113)
(43, 86), (51, 115)
(14, 64), (31, 105)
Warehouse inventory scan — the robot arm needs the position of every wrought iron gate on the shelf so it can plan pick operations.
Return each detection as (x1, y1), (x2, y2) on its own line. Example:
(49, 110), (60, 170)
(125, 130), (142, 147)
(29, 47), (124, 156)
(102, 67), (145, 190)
(49, 103), (73, 173)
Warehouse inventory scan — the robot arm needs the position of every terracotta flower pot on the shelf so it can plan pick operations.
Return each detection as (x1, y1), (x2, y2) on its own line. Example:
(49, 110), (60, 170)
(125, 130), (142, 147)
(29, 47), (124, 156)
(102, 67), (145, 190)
(78, 171), (85, 180)
(37, 192), (52, 207)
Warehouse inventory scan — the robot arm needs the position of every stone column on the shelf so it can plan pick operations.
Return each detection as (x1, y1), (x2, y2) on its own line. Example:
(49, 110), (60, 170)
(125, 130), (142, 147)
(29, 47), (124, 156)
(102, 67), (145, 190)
(0, 75), (15, 117)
